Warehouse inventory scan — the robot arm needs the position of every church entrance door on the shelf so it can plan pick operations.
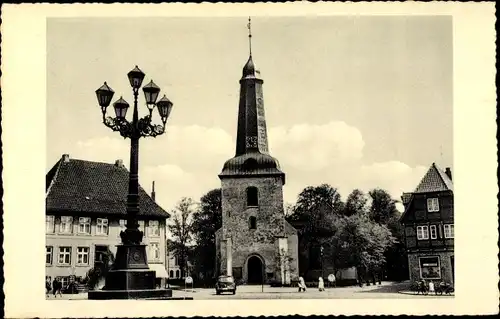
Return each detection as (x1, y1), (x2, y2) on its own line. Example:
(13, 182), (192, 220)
(247, 256), (263, 284)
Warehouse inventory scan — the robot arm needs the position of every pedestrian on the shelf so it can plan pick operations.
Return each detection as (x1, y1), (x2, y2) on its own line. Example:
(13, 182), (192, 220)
(298, 276), (306, 292)
(428, 281), (435, 294)
(46, 277), (52, 297)
(52, 277), (58, 297)
(318, 277), (325, 292)
(53, 277), (62, 297)
(329, 273), (336, 288)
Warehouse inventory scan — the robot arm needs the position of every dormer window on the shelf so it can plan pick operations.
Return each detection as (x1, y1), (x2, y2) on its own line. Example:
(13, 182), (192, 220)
(249, 216), (257, 229)
(427, 198), (440, 212)
(247, 187), (258, 207)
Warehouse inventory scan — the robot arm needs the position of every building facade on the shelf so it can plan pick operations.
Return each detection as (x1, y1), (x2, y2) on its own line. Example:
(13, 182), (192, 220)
(215, 35), (299, 285)
(400, 163), (454, 285)
(46, 154), (170, 289)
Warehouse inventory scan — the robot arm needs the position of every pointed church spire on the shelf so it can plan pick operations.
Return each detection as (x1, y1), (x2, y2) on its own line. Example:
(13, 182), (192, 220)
(219, 17), (285, 183)
(247, 16), (253, 56)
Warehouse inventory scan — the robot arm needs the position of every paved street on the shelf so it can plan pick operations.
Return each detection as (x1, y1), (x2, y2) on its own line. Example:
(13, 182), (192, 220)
(46, 281), (453, 300)
(169, 281), (453, 299)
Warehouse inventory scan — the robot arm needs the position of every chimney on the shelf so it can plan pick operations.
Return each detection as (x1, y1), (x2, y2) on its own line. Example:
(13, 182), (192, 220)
(151, 181), (156, 202)
(445, 167), (452, 181)
(115, 159), (124, 167)
(62, 154), (70, 162)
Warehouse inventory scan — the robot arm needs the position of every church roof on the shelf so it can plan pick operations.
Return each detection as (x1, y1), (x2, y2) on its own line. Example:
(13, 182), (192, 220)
(46, 154), (170, 218)
(413, 163), (453, 193)
(219, 152), (285, 183)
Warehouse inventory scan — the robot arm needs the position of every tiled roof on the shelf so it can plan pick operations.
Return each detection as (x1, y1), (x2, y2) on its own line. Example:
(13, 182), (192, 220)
(413, 163), (453, 193)
(46, 155), (170, 218)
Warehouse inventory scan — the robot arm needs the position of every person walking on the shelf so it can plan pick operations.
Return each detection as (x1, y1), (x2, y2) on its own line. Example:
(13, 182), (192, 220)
(298, 276), (307, 292)
(318, 277), (325, 292)
(53, 277), (62, 298)
(45, 277), (52, 298)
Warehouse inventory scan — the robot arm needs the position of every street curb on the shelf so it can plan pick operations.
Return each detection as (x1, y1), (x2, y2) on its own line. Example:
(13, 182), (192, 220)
(398, 290), (454, 297)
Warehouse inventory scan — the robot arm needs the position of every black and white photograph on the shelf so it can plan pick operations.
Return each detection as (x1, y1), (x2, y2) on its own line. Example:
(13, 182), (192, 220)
(2, 2), (497, 317)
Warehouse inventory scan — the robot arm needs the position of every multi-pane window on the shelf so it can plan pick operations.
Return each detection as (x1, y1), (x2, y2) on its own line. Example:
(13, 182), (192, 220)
(96, 218), (108, 235)
(444, 224), (454, 238)
(148, 220), (160, 237)
(419, 256), (441, 279)
(59, 216), (73, 234)
(58, 247), (72, 265)
(149, 243), (160, 261)
(78, 217), (91, 234)
(427, 198), (440, 212)
(77, 247), (90, 265)
(430, 225), (438, 239)
(46, 246), (53, 265)
(416, 225), (429, 240)
(46, 215), (55, 233)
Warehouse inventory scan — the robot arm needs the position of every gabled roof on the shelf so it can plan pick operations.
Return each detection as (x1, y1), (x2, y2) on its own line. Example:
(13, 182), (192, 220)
(46, 155), (170, 218)
(399, 163), (453, 223)
(413, 163), (453, 193)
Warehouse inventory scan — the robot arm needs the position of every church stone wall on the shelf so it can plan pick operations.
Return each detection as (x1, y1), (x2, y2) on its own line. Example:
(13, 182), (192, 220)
(219, 175), (297, 283)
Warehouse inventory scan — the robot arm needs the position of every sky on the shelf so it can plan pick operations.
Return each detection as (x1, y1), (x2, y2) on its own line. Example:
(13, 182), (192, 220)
(46, 16), (453, 212)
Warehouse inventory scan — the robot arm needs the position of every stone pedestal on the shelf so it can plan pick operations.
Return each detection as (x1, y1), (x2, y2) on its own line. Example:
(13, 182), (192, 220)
(88, 244), (173, 300)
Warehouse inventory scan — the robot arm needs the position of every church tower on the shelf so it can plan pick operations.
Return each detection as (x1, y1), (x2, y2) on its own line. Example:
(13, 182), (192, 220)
(215, 18), (299, 285)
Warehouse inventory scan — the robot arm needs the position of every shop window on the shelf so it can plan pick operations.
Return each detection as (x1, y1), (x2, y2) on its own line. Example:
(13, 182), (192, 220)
(419, 256), (441, 280)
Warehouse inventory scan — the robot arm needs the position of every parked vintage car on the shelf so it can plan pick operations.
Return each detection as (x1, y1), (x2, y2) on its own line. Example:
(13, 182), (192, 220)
(215, 275), (236, 295)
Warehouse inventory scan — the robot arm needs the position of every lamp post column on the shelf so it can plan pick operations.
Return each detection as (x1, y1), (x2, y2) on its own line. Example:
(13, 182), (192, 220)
(126, 88), (140, 236)
(90, 66), (175, 300)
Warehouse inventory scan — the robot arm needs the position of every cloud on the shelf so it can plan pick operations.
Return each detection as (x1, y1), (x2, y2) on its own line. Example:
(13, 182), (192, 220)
(67, 121), (428, 212)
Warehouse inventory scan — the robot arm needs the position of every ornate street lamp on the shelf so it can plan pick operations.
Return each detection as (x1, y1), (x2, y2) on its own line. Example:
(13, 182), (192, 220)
(90, 66), (174, 300)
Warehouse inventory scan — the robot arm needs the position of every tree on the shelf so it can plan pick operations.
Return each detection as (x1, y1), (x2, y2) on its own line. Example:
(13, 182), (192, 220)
(191, 188), (222, 280)
(286, 184), (345, 277)
(344, 189), (369, 217)
(341, 213), (395, 285)
(368, 188), (409, 281)
(168, 197), (196, 278)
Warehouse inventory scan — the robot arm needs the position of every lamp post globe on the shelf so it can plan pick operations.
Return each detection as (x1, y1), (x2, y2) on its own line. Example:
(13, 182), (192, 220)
(95, 82), (115, 112)
(113, 97), (130, 119)
(156, 95), (174, 124)
(127, 65), (146, 89)
(142, 80), (161, 107)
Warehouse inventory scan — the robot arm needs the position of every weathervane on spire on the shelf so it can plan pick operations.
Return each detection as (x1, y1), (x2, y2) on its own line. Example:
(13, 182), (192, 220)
(247, 16), (252, 56)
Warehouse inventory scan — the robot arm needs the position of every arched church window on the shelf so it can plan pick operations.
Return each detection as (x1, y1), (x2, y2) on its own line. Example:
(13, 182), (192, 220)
(247, 187), (258, 206)
(176, 270), (180, 278)
(169, 270), (174, 278)
(249, 216), (257, 229)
